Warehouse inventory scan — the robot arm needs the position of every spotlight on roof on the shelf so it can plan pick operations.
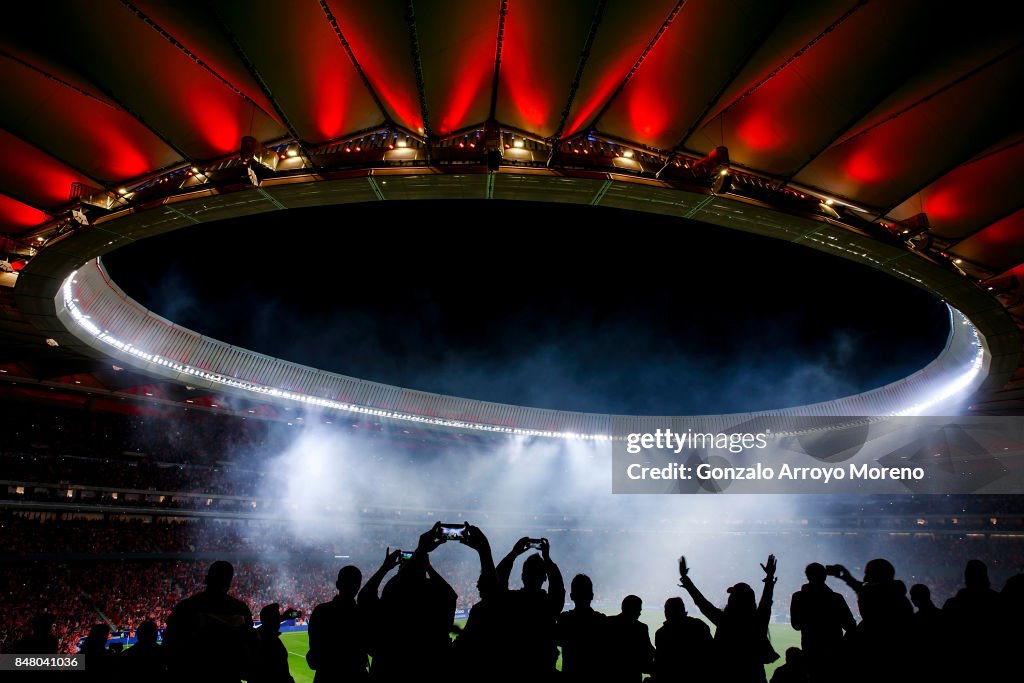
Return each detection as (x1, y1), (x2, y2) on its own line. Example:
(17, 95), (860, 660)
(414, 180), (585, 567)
(891, 212), (930, 239)
(691, 146), (730, 178)
(240, 136), (279, 172)
(711, 170), (732, 196)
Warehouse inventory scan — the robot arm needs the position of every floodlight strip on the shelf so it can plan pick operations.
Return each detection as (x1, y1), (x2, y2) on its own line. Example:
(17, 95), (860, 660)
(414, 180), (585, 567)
(61, 270), (611, 441)
(60, 265), (988, 437)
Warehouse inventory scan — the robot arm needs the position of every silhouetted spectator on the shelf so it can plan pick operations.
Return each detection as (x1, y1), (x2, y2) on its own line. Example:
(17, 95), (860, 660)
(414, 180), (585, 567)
(370, 523), (457, 683)
(907, 584), (943, 682)
(833, 559), (912, 682)
(121, 619), (166, 682)
(770, 647), (809, 683)
(10, 614), (58, 654)
(81, 623), (114, 682)
(606, 594), (653, 683)
(1002, 573), (1024, 653)
(834, 559), (911, 626)
(452, 524), (501, 677)
(943, 559), (1002, 680)
(496, 537), (565, 681)
(943, 558), (1001, 622)
(679, 554), (778, 683)
(162, 560), (253, 682)
(556, 574), (607, 682)
(1003, 573), (1024, 610)
(308, 563), (377, 682)
(249, 603), (294, 683)
(789, 563), (854, 683)
(652, 596), (712, 683)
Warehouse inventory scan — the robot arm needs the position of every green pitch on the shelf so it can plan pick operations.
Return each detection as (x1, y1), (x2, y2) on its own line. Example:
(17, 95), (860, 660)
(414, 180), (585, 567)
(281, 612), (800, 681)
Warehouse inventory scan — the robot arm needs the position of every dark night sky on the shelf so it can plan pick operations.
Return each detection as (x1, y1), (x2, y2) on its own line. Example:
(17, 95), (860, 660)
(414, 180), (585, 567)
(104, 200), (949, 415)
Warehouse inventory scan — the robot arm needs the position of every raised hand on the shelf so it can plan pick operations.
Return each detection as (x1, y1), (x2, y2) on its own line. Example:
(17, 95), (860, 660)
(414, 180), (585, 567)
(512, 536), (532, 556)
(417, 522), (445, 554)
(540, 537), (550, 561)
(461, 523), (490, 552)
(678, 556), (691, 586)
(383, 547), (402, 570)
(761, 554), (777, 583)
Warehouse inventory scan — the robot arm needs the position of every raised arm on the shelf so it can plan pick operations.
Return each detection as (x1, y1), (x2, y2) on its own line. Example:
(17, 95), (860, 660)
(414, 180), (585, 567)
(833, 564), (863, 594)
(541, 538), (565, 616)
(357, 548), (401, 606)
(757, 554), (777, 622)
(678, 556), (723, 626)
(462, 523), (497, 596)
(496, 536), (531, 590)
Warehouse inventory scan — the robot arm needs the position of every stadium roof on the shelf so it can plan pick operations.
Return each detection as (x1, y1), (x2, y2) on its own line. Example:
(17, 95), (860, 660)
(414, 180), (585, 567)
(0, 0), (1022, 417)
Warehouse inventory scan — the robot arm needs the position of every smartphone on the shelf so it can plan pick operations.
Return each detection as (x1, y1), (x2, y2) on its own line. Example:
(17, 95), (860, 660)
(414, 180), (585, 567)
(526, 538), (544, 550)
(399, 550), (415, 563)
(439, 523), (466, 541)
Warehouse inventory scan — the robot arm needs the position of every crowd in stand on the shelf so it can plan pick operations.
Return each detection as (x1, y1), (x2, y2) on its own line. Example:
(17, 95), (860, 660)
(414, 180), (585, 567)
(3, 511), (1024, 655)
(3, 522), (1022, 683)
(0, 452), (265, 496)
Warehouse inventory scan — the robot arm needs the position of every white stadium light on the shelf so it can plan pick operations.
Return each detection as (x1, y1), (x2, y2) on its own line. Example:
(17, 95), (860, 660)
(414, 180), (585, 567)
(59, 264), (987, 439)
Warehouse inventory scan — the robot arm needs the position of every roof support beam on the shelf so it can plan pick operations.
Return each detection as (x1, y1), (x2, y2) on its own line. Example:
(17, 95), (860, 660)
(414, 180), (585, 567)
(319, 0), (394, 127)
(120, 1), (280, 124)
(550, 0), (607, 143)
(487, 0), (510, 122)
(699, 1), (867, 132)
(405, 0), (432, 151)
(583, 0), (687, 134)
(210, 9), (317, 165)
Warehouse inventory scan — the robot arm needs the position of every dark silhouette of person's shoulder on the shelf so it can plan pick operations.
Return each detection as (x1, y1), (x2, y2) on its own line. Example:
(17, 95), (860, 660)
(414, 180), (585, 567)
(561, 607), (607, 623)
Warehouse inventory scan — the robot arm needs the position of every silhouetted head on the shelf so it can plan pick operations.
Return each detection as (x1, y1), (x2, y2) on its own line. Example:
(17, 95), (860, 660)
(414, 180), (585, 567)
(909, 583), (932, 609)
(259, 603), (282, 632)
(84, 624), (109, 653)
(477, 572), (497, 602)
(805, 563), (827, 584)
(337, 565), (362, 598)
(621, 595), (642, 620)
(1003, 574), (1024, 605)
(725, 582), (756, 616)
(522, 553), (547, 590)
(136, 620), (158, 646)
(205, 560), (234, 593)
(964, 559), (990, 590)
(30, 613), (55, 635)
(664, 596), (686, 622)
(863, 558), (896, 583)
(785, 647), (803, 665)
(570, 574), (594, 607)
